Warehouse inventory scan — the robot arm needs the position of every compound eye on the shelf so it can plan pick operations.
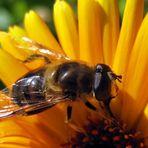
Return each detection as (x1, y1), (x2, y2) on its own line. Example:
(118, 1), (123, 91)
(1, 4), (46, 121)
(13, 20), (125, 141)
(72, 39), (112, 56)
(95, 64), (103, 73)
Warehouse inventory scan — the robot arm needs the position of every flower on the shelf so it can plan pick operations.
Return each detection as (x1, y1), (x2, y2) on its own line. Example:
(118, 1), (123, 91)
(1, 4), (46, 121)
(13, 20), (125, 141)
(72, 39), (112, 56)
(0, 0), (148, 147)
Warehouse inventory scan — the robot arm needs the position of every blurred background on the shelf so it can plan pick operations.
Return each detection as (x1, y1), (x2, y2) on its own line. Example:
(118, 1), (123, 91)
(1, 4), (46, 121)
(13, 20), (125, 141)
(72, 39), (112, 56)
(0, 0), (148, 31)
(0, 0), (77, 31)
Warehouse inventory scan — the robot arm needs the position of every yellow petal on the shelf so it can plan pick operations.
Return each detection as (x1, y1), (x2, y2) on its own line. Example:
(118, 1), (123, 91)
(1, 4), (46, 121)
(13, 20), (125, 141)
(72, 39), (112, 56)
(97, 0), (120, 66)
(0, 32), (29, 60)
(0, 50), (29, 86)
(36, 106), (70, 143)
(9, 26), (27, 38)
(54, 0), (79, 59)
(23, 59), (47, 71)
(0, 117), (60, 147)
(111, 0), (144, 116)
(78, 0), (103, 65)
(0, 136), (31, 147)
(136, 104), (148, 144)
(113, 0), (144, 76)
(24, 10), (63, 53)
(120, 14), (148, 128)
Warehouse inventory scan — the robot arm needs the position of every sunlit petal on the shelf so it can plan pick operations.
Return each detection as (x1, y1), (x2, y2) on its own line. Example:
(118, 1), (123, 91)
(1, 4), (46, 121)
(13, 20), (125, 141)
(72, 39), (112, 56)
(24, 10), (62, 53)
(0, 32), (41, 72)
(120, 14), (148, 128)
(0, 50), (28, 86)
(54, 0), (79, 59)
(113, 0), (144, 76)
(9, 26), (27, 38)
(0, 32), (29, 60)
(112, 0), (144, 116)
(78, 0), (103, 65)
(97, 0), (120, 66)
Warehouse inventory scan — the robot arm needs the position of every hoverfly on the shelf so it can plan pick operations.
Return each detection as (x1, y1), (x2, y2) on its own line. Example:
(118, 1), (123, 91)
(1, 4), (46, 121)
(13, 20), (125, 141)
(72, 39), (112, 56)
(0, 37), (121, 120)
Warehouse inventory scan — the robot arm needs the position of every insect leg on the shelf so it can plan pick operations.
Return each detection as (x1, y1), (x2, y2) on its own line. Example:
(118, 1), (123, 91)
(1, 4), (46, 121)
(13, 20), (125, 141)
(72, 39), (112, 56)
(25, 105), (55, 115)
(66, 105), (73, 122)
(103, 97), (114, 118)
(23, 54), (50, 64)
(65, 104), (87, 134)
(85, 100), (97, 111)
(81, 97), (97, 111)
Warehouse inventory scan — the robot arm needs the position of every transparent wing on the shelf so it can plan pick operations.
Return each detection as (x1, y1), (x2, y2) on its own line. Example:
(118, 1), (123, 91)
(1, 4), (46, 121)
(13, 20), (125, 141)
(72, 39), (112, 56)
(0, 36), (72, 118)
(12, 36), (70, 61)
(0, 88), (70, 119)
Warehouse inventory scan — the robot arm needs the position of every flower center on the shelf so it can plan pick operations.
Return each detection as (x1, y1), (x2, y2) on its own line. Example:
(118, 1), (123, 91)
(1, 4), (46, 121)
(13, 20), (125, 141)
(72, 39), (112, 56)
(62, 118), (145, 148)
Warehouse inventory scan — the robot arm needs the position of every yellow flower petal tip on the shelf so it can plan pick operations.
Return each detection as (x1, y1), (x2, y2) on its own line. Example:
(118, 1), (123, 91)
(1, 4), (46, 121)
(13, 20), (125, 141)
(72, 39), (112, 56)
(54, 0), (79, 59)
(113, 0), (144, 75)
(8, 26), (27, 38)
(24, 10), (63, 53)
(0, 32), (29, 60)
(97, 0), (120, 66)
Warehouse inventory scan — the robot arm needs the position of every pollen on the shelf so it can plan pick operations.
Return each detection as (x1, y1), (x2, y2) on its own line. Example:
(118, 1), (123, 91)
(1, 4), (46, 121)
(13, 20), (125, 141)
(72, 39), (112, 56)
(66, 118), (145, 148)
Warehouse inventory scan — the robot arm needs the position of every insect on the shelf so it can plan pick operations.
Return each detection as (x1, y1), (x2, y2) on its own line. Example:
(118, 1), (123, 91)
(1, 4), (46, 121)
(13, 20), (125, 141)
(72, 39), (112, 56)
(0, 37), (121, 120)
